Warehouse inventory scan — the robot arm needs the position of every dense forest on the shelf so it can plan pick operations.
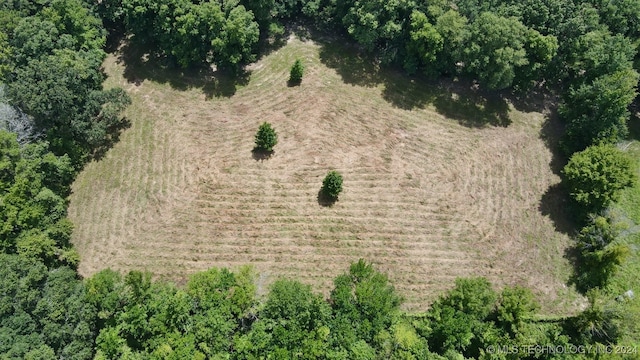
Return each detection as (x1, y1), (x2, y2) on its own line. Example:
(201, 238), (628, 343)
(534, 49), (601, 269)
(0, 0), (639, 358)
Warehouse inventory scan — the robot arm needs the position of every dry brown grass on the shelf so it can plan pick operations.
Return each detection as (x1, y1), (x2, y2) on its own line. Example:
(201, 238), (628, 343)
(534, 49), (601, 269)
(68, 37), (580, 313)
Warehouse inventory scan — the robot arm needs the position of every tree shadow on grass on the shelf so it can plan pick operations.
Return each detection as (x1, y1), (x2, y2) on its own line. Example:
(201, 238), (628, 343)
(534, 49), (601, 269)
(253, 21), (313, 63)
(318, 41), (385, 88)
(537, 106), (578, 237)
(251, 148), (274, 161)
(430, 84), (511, 127)
(317, 40), (511, 128)
(92, 117), (133, 161)
(539, 182), (577, 236)
(287, 78), (302, 87)
(540, 109), (568, 175)
(317, 190), (337, 207)
(116, 41), (250, 99)
(563, 244), (589, 294)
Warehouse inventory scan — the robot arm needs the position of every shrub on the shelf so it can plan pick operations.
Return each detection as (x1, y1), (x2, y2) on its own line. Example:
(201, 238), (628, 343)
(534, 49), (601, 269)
(562, 144), (636, 215)
(254, 122), (278, 152)
(289, 59), (304, 84)
(577, 215), (617, 253)
(268, 23), (285, 40)
(322, 171), (343, 200)
(574, 215), (630, 290)
(571, 290), (624, 344)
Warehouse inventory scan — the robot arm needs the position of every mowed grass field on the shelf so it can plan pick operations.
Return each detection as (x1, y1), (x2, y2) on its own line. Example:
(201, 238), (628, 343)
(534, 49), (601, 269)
(68, 37), (580, 312)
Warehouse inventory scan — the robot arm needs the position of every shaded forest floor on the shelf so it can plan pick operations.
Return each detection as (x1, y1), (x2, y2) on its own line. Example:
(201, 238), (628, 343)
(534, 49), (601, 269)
(68, 37), (581, 313)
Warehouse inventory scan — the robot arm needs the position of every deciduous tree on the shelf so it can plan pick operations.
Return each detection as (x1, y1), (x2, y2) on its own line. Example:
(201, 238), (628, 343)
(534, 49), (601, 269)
(426, 277), (497, 354)
(404, 10), (443, 76)
(562, 144), (636, 214)
(561, 69), (638, 154)
(322, 170), (343, 200)
(462, 12), (529, 89)
(330, 259), (401, 347)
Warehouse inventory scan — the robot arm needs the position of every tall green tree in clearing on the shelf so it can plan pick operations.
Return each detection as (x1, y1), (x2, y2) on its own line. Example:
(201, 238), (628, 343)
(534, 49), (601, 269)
(562, 144), (636, 215)
(321, 170), (343, 200)
(289, 58), (304, 84)
(254, 122), (278, 152)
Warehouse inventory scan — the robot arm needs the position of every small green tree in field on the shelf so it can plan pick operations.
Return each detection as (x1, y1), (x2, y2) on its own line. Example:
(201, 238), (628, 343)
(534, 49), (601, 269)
(254, 122), (278, 152)
(562, 144), (636, 214)
(322, 171), (343, 200)
(289, 59), (304, 84)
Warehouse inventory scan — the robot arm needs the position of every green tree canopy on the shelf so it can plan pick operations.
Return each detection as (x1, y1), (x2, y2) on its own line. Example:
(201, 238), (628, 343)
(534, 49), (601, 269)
(39, 0), (106, 52)
(0, 31), (11, 81)
(7, 48), (130, 162)
(434, 9), (467, 75)
(426, 277), (497, 354)
(259, 279), (331, 356)
(289, 58), (304, 83)
(568, 30), (637, 83)
(322, 170), (343, 200)
(563, 144), (637, 214)
(341, 0), (413, 60)
(404, 10), (443, 76)
(330, 259), (402, 348)
(590, 0), (640, 39)
(214, 5), (260, 70)
(496, 286), (539, 336)
(462, 12), (530, 89)
(0, 131), (76, 266)
(560, 68), (639, 154)
(0, 254), (96, 359)
(254, 122), (278, 152)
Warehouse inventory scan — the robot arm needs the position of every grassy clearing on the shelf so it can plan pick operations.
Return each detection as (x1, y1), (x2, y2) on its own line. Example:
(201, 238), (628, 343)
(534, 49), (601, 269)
(69, 37), (578, 313)
(607, 140), (640, 346)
